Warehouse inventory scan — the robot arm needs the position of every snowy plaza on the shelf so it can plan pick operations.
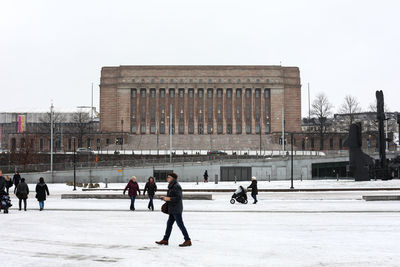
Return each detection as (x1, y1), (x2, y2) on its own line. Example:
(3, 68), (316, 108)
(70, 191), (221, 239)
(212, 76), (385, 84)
(2, 180), (400, 267)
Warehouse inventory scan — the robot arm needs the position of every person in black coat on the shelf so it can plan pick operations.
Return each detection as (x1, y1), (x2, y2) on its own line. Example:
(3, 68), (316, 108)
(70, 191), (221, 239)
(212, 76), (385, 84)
(13, 172), (21, 193)
(5, 175), (13, 194)
(156, 173), (192, 247)
(0, 170), (5, 195)
(247, 176), (258, 204)
(16, 178), (29, 211)
(35, 177), (50, 211)
(203, 170), (208, 183)
(143, 177), (157, 211)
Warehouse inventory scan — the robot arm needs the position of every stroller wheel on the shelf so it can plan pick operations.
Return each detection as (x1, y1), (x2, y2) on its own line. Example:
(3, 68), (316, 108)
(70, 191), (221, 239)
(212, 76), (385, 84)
(230, 199), (235, 204)
(244, 199), (248, 204)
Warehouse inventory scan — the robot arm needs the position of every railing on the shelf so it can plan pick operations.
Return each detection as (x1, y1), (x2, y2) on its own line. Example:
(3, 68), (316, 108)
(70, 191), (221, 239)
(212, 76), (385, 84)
(0, 150), (346, 174)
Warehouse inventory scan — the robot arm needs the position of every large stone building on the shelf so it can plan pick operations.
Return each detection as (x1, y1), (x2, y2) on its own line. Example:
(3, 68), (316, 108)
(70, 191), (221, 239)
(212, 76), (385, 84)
(100, 65), (301, 150)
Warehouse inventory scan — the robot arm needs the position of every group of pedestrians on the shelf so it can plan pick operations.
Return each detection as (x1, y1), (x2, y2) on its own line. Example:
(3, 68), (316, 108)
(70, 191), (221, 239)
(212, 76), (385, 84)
(0, 170), (50, 212)
(123, 173), (192, 247)
(123, 176), (157, 211)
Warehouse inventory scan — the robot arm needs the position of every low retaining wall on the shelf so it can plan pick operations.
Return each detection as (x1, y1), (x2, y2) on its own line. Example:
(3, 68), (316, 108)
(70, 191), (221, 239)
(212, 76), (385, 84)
(362, 195), (400, 201)
(61, 193), (213, 200)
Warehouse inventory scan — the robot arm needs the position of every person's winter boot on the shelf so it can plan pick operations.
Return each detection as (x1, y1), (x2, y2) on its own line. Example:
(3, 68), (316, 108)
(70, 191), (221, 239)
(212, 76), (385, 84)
(179, 240), (192, 247)
(155, 240), (169, 246)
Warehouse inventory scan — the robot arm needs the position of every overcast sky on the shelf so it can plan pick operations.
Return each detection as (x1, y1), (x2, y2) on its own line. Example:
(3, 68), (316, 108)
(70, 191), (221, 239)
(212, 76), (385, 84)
(0, 0), (399, 116)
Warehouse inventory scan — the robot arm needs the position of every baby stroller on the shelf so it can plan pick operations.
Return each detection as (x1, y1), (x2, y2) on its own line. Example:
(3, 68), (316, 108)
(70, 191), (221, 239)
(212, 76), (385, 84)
(230, 186), (248, 204)
(1, 193), (12, 214)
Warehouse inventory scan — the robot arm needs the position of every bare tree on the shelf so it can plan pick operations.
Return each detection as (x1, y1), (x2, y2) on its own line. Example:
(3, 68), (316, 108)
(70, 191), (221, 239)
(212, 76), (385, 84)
(72, 111), (91, 147)
(338, 95), (362, 129)
(311, 93), (334, 150)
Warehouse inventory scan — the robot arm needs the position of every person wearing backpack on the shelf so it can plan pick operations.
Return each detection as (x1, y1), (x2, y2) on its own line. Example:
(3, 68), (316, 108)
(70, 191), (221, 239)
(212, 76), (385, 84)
(16, 178), (29, 211)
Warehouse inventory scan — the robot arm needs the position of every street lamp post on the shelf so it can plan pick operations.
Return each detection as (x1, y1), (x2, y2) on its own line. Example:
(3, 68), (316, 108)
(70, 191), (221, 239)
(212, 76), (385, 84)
(73, 137), (76, 191)
(120, 120), (124, 151)
(290, 132), (294, 190)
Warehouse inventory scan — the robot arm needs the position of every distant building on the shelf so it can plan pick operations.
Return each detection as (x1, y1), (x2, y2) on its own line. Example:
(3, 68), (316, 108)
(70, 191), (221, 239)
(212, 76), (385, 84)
(100, 65), (302, 150)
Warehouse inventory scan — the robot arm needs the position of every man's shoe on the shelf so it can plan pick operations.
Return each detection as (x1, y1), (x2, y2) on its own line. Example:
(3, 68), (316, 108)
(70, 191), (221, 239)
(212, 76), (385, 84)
(155, 240), (169, 246)
(179, 240), (192, 247)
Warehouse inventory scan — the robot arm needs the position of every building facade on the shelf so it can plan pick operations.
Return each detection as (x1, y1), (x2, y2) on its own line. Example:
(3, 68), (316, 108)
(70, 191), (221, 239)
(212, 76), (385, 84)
(100, 65), (301, 150)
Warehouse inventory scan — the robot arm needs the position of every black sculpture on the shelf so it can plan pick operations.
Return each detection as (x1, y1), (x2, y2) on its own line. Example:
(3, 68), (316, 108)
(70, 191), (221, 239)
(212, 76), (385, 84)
(375, 90), (392, 180)
(344, 123), (374, 181)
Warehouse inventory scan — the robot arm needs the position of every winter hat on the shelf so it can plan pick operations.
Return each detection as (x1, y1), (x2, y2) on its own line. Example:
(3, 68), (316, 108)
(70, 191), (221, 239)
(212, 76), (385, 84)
(21, 178), (25, 182)
(168, 173), (178, 180)
(251, 176), (257, 180)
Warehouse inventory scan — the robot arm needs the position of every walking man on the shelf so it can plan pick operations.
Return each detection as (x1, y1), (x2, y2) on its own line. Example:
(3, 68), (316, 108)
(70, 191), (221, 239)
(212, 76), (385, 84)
(156, 173), (192, 247)
(13, 171), (21, 194)
(123, 176), (140, 211)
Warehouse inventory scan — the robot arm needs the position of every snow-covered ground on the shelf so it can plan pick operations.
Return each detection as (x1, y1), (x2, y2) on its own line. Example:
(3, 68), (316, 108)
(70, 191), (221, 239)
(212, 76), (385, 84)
(2, 180), (400, 266)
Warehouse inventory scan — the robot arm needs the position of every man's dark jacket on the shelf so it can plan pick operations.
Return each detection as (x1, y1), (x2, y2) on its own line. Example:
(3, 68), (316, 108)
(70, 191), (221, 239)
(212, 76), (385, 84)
(0, 176), (5, 194)
(167, 179), (183, 214)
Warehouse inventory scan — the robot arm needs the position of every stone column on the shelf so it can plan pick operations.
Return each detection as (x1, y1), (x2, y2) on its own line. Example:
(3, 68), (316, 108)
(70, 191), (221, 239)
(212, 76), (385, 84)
(251, 87), (256, 134)
(146, 88), (150, 134)
(194, 88), (198, 134)
(222, 88), (226, 134)
(241, 88), (245, 135)
(261, 88), (265, 134)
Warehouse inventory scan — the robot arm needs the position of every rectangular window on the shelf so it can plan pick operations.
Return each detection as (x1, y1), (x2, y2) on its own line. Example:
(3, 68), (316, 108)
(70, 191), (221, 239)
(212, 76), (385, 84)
(255, 89), (260, 98)
(208, 105), (213, 121)
(264, 89), (270, 98)
(179, 124), (184, 134)
(188, 123), (194, 134)
(169, 89), (175, 98)
(265, 123), (270, 133)
(246, 124), (251, 134)
(255, 124), (260, 134)
(217, 89), (222, 98)
(141, 105), (146, 121)
(330, 138), (334, 149)
(227, 124), (232, 134)
(207, 124), (213, 134)
(160, 123), (165, 134)
(150, 124), (156, 134)
(207, 89), (213, 99)
(189, 89), (194, 98)
(198, 89), (203, 98)
(198, 123), (203, 134)
(141, 125), (146, 134)
(246, 89), (251, 98)
(236, 89), (241, 98)
(150, 89), (155, 98)
(217, 124), (223, 134)
(160, 89), (165, 98)
(131, 124), (137, 133)
(236, 124), (242, 134)
(236, 105), (241, 120)
(189, 105), (194, 120)
(245, 105), (251, 121)
(151, 106), (155, 121)
(180, 105), (184, 120)
(227, 89), (232, 98)
(227, 105), (232, 120)
(106, 138), (110, 145)
(131, 89), (137, 98)
(87, 138), (91, 148)
(179, 89), (184, 98)
(68, 139), (72, 150)
(141, 89), (146, 98)
(311, 138), (315, 149)
(339, 138), (343, 149)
